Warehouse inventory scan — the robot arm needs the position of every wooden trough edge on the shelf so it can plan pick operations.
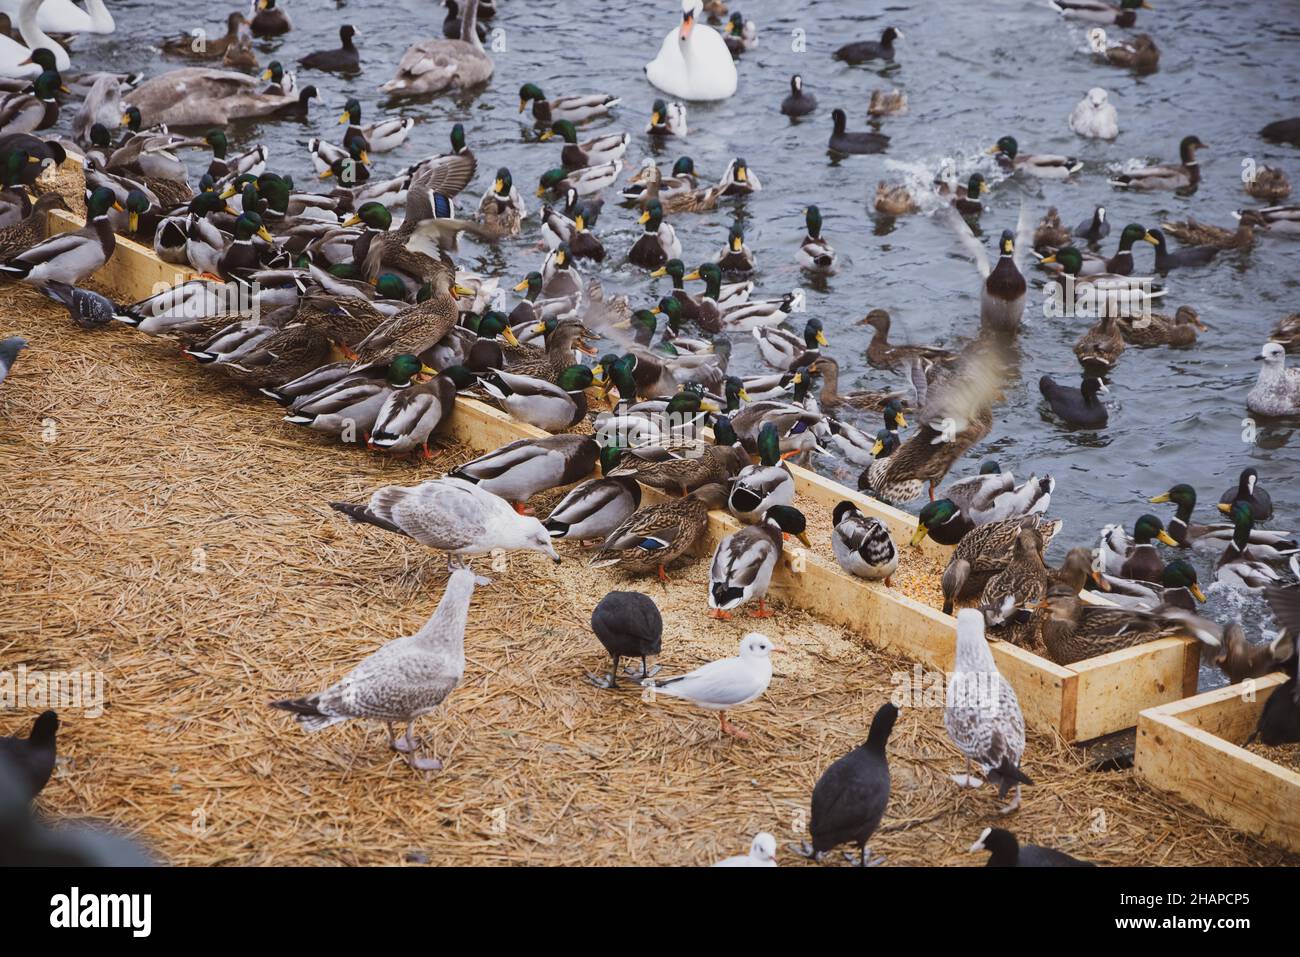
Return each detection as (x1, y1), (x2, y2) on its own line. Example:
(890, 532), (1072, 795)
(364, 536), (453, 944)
(1136, 675), (1300, 853)
(42, 182), (1199, 744)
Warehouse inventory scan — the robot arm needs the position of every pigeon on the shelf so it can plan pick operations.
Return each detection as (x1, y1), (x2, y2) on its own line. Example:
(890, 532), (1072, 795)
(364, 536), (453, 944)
(713, 832), (778, 867)
(798, 701), (897, 866)
(944, 609), (1033, 813)
(646, 632), (779, 739)
(270, 567), (480, 770)
(0, 336), (27, 387)
(39, 281), (122, 329)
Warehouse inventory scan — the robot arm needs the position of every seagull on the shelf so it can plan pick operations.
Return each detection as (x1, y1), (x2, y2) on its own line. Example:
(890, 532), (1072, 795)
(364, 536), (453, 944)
(944, 609), (1033, 813)
(796, 701), (897, 866)
(330, 476), (561, 569)
(645, 632), (779, 739)
(713, 832), (778, 867)
(270, 567), (481, 771)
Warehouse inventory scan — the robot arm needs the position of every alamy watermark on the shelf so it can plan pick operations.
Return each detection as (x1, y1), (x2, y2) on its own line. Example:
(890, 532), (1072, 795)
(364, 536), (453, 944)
(1, 665), (104, 718)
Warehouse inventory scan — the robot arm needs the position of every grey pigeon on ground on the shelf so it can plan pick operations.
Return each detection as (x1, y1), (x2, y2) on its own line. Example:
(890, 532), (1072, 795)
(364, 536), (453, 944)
(0, 336), (27, 387)
(40, 281), (121, 329)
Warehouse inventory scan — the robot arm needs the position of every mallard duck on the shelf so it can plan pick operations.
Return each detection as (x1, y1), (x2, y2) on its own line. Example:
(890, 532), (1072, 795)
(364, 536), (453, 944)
(1215, 623), (1296, 687)
(0, 192), (68, 261)
(979, 524), (1050, 648)
(338, 98), (414, 154)
(715, 224), (754, 274)
(1050, 0), (1149, 27)
(1151, 483), (1295, 556)
(728, 422), (795, 523)
(646, 98), (687, 136)
(1072, 314), (1125, 377)
(352, 265), (473, 366)
(752, 318), (826, 372)
(1158, 217), (1253, 251)
(941, 465), (1054, 527)
(939, 515), (1062, 615)
(449, 434), (599, 513)
(539, 242), (582, 299)
(804, 355), (906, 414)
(540, 119), (629, 171)
(367, 368), (459, 459)
(832, 501), (899, 586)
(622, 157), (701, 206)
(709, 505), (809, 619)
(1051, 546), (1110, 594)
(1038, 246), (1166, 316)
(162, 12), (248, 58)
(589, 481), (728, 581)
(873, 181), (916, 217)
(1235, 204), (1300, 237)
(1039, 222), (1158, 277)
(722, 12), (758, 57)
(0, 187), (120, 285)
(988, 136), (1080, 179)
(1033, 208), (1070, 252)
(780, 74), (816, 117)
(299, 24), (360, 72)
(1069, 87), (1118, 140)
(1116, 514), (1179, 583)
(796, 205), (836, 271)
(1088, 28), (1159, 74)
(543, 449), (643, 545)
(978, 229), (1028, 333)
(1036, 583), (1218, 666)
(868, 89), (907, 117)
(1246, 166), (1291, 203)
(1144, 227), (1219, 272)
(860, 309), (955, 371)
(475, 167), (527, 237)
(519, 83), (619, 125)
(480, 364), (594, 433)
(1269, 314), (1300, 354)
(1110, 136), (1207, 192)
(832, 26), (903, 65)
(0, 70), (64, 136)
(610, 418), (749, 497)
(947, 173), (987, 219)
(1215, 502), (1286, 593)
(829, 109), (889, 155)
(1218, 467), (1273, 522)
(1102, 560), (1209, 612)
(628, 199), (681, 270)
(537, 161), (622, 199)
(250, 0), (291, 36)
(682, 262), (789, 332)
(1118, 304), (1207, 347)
(380, 0), (492, 96)
(282, 353), (433, 440)
(720, 157), (761, 195)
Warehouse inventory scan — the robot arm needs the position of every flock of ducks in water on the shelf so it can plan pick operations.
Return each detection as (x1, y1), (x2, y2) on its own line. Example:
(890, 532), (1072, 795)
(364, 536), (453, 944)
(0, 0), (1298, 867)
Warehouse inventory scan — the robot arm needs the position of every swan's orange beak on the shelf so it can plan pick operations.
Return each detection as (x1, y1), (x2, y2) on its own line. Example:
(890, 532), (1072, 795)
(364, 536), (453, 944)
(680, 11), (694, 41)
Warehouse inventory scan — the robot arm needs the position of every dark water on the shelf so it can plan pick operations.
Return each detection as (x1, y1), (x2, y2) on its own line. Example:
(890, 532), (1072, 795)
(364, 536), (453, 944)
(52, 0), (1300, 682)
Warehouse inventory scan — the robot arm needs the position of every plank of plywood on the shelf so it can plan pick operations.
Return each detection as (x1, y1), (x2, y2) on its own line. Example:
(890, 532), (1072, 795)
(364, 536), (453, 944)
(1137, 685), (1300, 853)
(1070, 637), (1201, 742)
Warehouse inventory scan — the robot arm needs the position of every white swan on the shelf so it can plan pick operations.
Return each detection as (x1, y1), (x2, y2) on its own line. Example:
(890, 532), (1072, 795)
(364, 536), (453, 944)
(645, 0), (736, 102)
(0, 0), (73, 78)
(0, 0), (113, 35)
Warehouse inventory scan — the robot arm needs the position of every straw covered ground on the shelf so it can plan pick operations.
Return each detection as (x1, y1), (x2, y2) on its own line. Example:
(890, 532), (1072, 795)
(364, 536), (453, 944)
(2, 289), (1296, 867)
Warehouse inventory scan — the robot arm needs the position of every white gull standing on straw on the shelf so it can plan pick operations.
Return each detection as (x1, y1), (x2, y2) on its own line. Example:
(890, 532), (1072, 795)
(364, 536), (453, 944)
(944, 609), (1033, 813)
(330, 476), (561, 569)
(646, 632), (779, 739)
(270, 566), (480, 771)
(713, 832), (778, 867)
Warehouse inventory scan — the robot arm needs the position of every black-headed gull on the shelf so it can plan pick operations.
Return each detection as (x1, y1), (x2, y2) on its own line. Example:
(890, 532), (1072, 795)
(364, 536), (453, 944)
(646, 632), (779, 739)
